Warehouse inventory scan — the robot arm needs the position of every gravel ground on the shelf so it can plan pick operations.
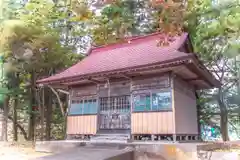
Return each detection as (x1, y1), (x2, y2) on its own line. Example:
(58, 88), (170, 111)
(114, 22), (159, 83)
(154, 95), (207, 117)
(0, 142), (51, 160)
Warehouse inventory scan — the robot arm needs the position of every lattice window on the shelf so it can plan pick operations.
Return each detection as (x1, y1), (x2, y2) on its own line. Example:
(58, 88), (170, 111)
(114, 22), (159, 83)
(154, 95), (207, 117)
(99, 95), (131, 129)
(100, 96), (130, 113)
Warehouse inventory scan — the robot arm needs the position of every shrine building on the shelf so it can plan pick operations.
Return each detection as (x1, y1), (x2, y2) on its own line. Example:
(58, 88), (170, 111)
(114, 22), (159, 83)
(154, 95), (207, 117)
(37, 33), (220, 142)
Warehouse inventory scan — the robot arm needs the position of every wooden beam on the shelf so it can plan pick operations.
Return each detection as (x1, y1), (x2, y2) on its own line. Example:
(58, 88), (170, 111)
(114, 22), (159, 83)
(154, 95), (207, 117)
(120, 74), (132, 80)
(185, 63), (213, 88)
(184, 77), (202, 82)
(88, 78), (101, 84)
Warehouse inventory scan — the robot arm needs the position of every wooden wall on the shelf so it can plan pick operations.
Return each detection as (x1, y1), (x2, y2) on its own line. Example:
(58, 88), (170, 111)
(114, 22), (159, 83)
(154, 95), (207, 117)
(71, 85), (97, 98)
(98, 81), (131, 97)
(173, 76), (198, 134)
(67, 115), (97, 135)
(131, 112), (174, 134)
(131, 74), (170, 90)
(67, 73), (176, 135)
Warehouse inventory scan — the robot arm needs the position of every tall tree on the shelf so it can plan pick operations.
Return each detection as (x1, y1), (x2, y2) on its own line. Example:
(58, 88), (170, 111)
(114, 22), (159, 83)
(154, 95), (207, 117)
(0, 0), (82, 141)
(186, 0), (240, 141)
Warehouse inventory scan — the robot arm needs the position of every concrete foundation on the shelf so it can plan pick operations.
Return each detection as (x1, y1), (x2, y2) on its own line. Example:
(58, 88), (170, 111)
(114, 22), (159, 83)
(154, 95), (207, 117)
(35, 141), (240, 160)
(34, 147), (134, 160)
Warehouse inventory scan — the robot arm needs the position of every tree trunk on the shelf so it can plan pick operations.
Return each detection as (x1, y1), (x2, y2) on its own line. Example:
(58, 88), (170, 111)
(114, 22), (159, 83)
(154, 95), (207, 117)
(220, 111), (229, 141)
(13, 97), (18, 141)
(8, 115), (28, 140)
(45, 89), (52, 140)
(13, 73), (20, 141)
(63, 95), (69, 139)
(28, 72), (36, 141)
(2, 95), (10, 141)
(28, 102), (35, 141)
(218, 88), (229, 141)
(48, 85), (65, 116)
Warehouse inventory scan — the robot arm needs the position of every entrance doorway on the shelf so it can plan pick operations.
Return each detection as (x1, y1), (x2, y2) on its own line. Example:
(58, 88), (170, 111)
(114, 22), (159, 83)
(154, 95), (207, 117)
(98, 95), (131, 134)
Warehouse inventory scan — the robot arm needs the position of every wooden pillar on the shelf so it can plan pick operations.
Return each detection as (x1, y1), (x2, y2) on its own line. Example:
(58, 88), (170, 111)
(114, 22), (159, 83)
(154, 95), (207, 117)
(170, 73), (176, 138)
(40, 87), (45, 141)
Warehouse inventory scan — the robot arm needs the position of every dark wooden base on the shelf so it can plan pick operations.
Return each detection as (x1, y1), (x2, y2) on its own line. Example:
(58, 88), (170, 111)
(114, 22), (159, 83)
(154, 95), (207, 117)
(67, 134), (201, 142)
(97, 129), (130, 134)
(132, 134), (201, 142)
(66, 134), (93, 140)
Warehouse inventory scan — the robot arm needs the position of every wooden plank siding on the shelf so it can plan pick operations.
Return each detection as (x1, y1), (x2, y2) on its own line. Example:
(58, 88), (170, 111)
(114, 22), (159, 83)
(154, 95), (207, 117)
(173, 76), (198, 134)
(67, 115), (97, 135)
(131, 112), (174, 134)
(67, 74), (177, 135)
(131, 74), (174, 135)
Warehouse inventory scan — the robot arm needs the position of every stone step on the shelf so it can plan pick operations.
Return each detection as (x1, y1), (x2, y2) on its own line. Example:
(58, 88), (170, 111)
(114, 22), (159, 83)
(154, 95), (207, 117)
(84, 143), (128, 150)
(90, 134), (130, 144)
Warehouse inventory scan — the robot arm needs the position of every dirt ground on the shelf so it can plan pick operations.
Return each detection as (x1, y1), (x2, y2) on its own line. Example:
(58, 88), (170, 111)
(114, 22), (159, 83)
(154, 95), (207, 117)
(215, 149), (240, 153)
(0, 142), (51, 160)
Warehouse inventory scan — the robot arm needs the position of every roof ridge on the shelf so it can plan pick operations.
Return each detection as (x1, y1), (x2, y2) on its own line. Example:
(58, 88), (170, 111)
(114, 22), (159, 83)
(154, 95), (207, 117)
(91, 32), (160, 51)
(90, 32), (188, 55)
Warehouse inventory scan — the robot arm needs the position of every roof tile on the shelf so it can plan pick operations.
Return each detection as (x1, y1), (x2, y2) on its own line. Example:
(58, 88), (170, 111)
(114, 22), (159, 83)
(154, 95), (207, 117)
(38, 33), (189, 83)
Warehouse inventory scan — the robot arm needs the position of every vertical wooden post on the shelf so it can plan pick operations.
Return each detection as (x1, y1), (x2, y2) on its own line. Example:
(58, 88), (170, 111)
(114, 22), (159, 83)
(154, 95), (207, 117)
(130, 78), (133, 140)
(40, 87), (45, 141)
(107, 79), (111, 122)
(96, 84), (100, 132)
(170, 73), (176, 140)
(46, 89), (52, 140)
(28, 71), (37, 141)
(13, 96), (18, 141)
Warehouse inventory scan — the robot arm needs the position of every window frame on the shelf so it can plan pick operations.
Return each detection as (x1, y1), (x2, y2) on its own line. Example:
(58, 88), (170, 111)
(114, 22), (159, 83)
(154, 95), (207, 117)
(132, 92), (151, 112)
(68, 96), (98, 116)
(132, 89), (172, 113)
(99, 95), (131, 113)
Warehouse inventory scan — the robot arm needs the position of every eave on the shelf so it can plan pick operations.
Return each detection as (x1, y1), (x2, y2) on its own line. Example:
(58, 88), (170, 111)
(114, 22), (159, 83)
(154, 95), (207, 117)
(37, 56), (192, 86)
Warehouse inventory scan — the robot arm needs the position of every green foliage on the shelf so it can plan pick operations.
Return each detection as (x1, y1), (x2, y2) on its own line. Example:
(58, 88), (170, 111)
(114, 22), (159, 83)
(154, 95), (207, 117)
(1, 0), (82, 72)
(91, 0), (135, 46)
(0, 0), (238, 141)
(186, 0), (240, 60)
(0, 0), (84, 140)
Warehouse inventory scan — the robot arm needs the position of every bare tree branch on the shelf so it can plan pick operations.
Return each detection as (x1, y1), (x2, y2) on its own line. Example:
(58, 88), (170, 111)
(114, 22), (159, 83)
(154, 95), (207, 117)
(228, 120), (240, 139)
(47, 85), (65, 117)
(7, 116), (28, 140)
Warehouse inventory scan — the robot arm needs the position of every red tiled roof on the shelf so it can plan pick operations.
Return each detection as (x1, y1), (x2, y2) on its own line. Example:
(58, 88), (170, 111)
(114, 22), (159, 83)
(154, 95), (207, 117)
(37, 32), (190, 84)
